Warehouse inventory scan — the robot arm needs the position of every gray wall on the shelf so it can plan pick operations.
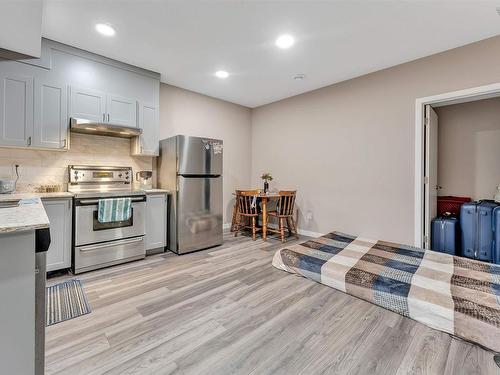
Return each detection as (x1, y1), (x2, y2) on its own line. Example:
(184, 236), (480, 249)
(251, 35), (500, 244)
(159, 84), (252, 224)
(436, 97), (500, 201)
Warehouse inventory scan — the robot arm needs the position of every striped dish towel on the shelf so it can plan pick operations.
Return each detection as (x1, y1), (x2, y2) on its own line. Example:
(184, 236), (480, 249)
(98, 197), (132, 223)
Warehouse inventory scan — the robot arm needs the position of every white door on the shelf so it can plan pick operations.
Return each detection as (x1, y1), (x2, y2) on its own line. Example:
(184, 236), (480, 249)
(43, 199), (72, 271)
(138, 102), (159, 155)
(0, 73), (34, 147)
(106, 94), (137, 127)
(424, 105), (438, 249)
(146, 194), (167, 250)
(70, 86), (106, 123)
(33, 80), (68, 149)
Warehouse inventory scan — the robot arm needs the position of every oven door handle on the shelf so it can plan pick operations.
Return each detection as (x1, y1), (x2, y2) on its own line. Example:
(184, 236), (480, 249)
(78, 197), (145, 205)
(79, 237), (144, 252)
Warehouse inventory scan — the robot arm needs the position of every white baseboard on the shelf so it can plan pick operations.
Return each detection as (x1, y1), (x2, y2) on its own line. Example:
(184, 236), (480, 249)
(224, 222), (322, 238)
(297, 229), (323, 238)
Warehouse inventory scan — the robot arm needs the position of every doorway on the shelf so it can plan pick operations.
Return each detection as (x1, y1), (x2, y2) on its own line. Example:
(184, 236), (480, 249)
(414, 83), (500, 249)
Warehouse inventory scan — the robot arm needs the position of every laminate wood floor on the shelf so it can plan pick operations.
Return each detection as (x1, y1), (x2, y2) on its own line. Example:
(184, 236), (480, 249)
(46, 231), (499, 375)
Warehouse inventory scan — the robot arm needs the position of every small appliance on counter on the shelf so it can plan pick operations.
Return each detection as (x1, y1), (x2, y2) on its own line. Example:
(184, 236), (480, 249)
(0, 165), (19, 194)
(136, 171), (153, 190)
(0, 179), (16, 194)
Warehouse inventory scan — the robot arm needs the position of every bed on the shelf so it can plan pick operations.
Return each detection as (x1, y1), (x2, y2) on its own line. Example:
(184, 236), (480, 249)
(272, 231), (500, 352)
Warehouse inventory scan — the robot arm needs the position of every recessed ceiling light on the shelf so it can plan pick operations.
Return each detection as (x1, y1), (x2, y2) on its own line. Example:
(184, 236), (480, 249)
(95, 23), (115, 37)
(293, 74), (305, 80)
(276, 34), (295, 49)
(215, 70), (229, 79)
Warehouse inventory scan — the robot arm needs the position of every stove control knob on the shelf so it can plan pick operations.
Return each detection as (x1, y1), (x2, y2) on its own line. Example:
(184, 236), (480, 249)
(118, 173), (123, 178)
(125, 175), (130, 179)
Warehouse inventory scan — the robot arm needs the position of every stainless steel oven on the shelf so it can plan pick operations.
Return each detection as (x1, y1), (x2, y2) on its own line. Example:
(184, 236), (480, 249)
(69, 166), (147, 274)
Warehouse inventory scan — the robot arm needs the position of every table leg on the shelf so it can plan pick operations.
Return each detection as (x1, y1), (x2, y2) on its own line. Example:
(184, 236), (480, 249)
(230, 200), (238, 232)
(262, 197), (267, 241)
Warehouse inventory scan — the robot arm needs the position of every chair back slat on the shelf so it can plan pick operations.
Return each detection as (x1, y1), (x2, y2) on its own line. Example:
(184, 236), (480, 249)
(276, 190), (296, 216)
(236, 189), (260, 215)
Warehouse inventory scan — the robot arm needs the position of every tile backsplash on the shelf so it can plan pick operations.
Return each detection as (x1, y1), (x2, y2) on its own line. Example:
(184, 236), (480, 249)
(0, 133), (154, 192)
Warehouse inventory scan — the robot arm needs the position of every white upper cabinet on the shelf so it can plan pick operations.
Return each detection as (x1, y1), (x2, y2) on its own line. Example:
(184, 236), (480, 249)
(131, 102), (159, 156)
(33, 79), (68, 149)
(107, 94), (137, 128)
(0, 40), (159, 152)
(0, 73), (34, 147)
(70, 86), (106, 123)
(69, 86), (137, 128)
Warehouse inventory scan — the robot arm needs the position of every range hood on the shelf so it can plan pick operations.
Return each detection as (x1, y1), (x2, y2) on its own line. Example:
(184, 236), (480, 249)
(70, 118), (142, 138)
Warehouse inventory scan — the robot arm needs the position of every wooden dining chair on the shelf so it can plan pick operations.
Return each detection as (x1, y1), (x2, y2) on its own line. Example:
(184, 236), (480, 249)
(234, 189), (261, 240)
(267, 190), (299, 242)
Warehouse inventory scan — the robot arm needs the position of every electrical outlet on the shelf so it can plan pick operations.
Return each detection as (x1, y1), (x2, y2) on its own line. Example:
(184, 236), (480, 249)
(305, 211), (313, 221)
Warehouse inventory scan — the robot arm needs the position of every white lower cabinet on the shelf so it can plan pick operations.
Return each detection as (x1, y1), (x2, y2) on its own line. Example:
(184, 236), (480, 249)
(42, 198), (72, 271)
(146, 193), (167, 250)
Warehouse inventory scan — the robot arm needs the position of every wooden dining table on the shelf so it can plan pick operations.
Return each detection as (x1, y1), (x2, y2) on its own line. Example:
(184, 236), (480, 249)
(232, 191), (281, 241)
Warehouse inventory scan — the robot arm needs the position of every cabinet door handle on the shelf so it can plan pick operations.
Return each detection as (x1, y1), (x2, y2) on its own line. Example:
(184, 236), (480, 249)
(61, 139), (67, 148)
(140, 146), (143, 153)
(27, 136), (32, 146)
(103, 113), (106, 122)
(107, 113), (110, 122)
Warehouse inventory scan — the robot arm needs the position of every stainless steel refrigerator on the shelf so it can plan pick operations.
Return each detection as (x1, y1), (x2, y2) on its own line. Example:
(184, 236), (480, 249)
(158, 135), (223, 254)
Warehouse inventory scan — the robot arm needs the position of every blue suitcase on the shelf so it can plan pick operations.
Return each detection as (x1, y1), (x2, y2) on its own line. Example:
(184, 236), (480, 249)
(460, 201), (498, 262)
(431, 215), (459, 255)
(493, 206), (500, 265)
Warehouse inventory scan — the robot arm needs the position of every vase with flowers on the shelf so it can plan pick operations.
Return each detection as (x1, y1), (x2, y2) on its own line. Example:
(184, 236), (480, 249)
(261, 172), (273, 193)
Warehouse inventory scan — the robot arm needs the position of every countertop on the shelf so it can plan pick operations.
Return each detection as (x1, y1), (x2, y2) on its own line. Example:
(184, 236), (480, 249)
(0, 190), (172, 200)
(0, 189), (171, 234)
(0, 192), (70, 234)
(0, 197), (50, 234)
(0, 192), (74, 201)
(143, 189), (171, 195)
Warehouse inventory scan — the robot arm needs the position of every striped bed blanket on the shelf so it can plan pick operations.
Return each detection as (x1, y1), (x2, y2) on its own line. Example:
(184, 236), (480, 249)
(272, 231), (500, 352)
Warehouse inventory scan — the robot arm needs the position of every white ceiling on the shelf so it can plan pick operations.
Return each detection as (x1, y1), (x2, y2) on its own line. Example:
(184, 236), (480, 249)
(0, 0), (42, 57)
(42, 1), (500, 108)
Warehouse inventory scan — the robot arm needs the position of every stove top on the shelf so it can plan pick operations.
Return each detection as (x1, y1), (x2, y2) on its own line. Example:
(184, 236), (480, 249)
(67, 165), (147, 198)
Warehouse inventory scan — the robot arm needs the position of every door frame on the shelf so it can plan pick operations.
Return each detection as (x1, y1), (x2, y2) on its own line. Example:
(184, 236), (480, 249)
(414, 83), (500, 247)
